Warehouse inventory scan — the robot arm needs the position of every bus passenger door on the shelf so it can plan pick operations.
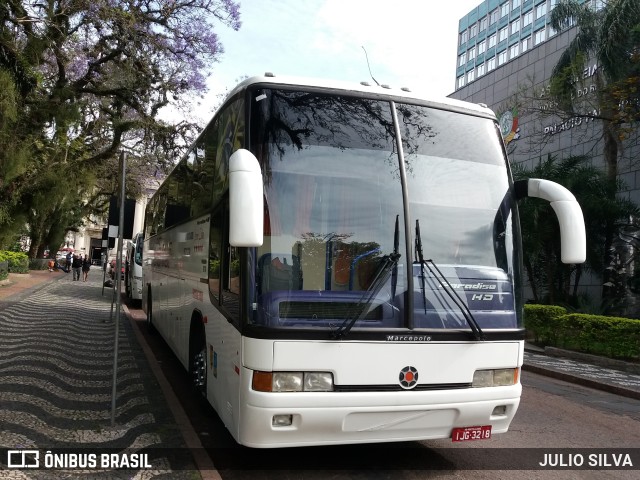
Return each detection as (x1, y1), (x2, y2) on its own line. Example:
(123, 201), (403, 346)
(207, 200), (243, 434)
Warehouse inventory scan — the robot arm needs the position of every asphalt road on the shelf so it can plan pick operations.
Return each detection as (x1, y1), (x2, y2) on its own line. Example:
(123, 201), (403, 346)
(126, 301), (640, 480)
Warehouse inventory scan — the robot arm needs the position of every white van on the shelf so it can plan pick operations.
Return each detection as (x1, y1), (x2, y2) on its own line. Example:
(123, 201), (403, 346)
(125, 233), (143, 303)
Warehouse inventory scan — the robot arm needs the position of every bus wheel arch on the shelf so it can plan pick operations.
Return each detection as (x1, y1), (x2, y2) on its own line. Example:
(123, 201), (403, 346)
(189, 312), (207, 397)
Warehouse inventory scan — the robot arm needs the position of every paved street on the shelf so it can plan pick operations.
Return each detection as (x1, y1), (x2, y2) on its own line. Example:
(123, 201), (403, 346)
(0, 271), (198, 479)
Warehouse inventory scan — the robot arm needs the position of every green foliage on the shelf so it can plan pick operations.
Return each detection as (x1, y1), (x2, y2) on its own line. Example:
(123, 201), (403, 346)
(0, 1), (240, 253)
(230, 258), (240, 276)
(209, 259), (220, 278)
(513, 155), (638, 305)
(557, 314), (640, 360)
(28, 258), (51, 271)
(0, 261), (7, 281)
(550, 0), (640, 113)
(525, 304), (640, 360)
(0, 251), (29, 274)
(524, 304), (567, 344)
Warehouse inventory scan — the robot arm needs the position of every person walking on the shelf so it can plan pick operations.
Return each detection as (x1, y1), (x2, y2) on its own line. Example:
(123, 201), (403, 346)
(72, 254), (82, 281)
(82, 255), (91, 282)
(65, 252), (72, 273)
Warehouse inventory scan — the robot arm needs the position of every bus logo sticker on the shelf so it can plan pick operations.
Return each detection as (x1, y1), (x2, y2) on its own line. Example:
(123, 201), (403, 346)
(399, 366), (419, 389)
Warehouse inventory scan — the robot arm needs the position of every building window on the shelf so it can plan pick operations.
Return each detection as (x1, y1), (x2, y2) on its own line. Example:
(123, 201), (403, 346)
(478, 40), (486, 55)
(467, 70), (475, 83)
(477, 63), (486, 77)
(512, 0), (521, 9)
(536, 3), (547, 19)
(458, 52), (466, 67)
(498, 50), (508, 65)
(468, 47), (476, 61)
(549, 24), (557, 37)
(523, 10), (533, 27)
(459, 30), (469, 45)
(489, 33), (497, 48)
(480, 17), (488, 32)
(499, 26), (509, 42)
(501, 2), (509, 18)
(511, 18), (521, 35)
(490, 8), (499, 24)
(470, 24), (478, 38)
(457, 75), (465, 88)
(510, 43), (519, 59)
(534, 28), (546, 45)
(487, 57), (496, 71)
(521, 36), (531, 53)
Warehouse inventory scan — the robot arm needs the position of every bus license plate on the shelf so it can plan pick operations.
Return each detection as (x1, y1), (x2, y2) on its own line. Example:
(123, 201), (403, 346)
(451, 425), (492, 442)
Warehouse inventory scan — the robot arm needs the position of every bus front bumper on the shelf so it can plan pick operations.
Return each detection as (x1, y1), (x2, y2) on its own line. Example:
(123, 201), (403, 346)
(238, 383), (521, 448)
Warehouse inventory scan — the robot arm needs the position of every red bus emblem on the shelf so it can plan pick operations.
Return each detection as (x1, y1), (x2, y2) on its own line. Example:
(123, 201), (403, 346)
(399, 366), (419, 389)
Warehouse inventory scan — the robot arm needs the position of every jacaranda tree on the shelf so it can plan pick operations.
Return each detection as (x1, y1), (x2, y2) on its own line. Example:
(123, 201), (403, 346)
(0, 0), (241, 255)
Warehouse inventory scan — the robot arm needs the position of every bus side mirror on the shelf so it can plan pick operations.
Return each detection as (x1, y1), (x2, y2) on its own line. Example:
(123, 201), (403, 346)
(515, 178), (586, 264)
(229, 149), (264, 247)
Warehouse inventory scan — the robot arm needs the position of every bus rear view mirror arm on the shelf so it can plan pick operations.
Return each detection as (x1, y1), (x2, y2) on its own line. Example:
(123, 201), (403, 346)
(229, 149), (264, 247)
(514, 178), (586, 264)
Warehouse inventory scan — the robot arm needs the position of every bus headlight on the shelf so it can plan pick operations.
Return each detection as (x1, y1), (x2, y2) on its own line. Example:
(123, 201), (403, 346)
(472, 368), (519, 387)
(273, 372), (303, 392)
(304, 372), (333, 392)
(252, 371), (334, 392)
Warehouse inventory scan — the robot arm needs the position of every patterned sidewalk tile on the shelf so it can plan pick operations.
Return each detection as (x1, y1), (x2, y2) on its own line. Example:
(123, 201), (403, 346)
(0, 276), (197, 479)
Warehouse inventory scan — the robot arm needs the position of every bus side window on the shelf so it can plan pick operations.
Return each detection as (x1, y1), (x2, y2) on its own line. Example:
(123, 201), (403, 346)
(221, 199), (240, 323)
(209, 207), (223, 305)
(209, 201), (240, 324)
(192, 121), (219, 218)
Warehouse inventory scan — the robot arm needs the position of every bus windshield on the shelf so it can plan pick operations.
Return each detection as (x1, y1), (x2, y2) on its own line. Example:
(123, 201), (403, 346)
(248, 88), (522, 336)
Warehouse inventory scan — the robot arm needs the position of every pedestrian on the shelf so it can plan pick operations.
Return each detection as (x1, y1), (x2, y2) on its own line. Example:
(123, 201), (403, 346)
(65, 252), (72, 273)
(82, 255), (91, 282)
(71, 254), (82, 281)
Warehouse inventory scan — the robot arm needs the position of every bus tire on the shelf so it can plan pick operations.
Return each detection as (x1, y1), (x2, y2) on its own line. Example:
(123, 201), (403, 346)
(189, 319), (207, 398)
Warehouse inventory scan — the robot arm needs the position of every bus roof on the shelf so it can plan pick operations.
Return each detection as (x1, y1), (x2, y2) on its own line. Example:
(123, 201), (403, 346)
(224, 73), (497, 120)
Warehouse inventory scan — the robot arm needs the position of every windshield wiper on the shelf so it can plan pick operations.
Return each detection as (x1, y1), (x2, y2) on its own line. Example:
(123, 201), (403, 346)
(391, 214), (400, 299)
(332, 217), (401, 340)
(415, 220), (484, 341)
(415, 219), (428, 314)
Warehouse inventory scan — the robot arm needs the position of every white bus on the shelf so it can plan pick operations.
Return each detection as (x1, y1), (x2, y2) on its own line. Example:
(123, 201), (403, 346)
(125, 233), (143, 303)
(142, 75), (585, 448)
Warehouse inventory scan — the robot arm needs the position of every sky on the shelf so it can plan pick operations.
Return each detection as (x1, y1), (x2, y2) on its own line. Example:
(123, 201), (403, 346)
(189, 0), (482, 122)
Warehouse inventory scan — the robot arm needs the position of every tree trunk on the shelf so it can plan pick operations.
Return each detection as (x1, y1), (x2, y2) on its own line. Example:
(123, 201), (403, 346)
(524, 258), (539, 303)
(601, 117), (619, 306)
(572, 264), (582, 300)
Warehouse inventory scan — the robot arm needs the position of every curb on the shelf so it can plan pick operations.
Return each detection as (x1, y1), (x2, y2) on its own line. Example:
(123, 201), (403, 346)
(122, 302), (222, 480)
(522, 363), (640, 401)
(522, 347), (640, 401)
(544, 346), (640, 375)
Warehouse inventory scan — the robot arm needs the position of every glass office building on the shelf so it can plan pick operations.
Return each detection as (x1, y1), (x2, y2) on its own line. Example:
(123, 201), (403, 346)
(450, 0), (640, 310)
